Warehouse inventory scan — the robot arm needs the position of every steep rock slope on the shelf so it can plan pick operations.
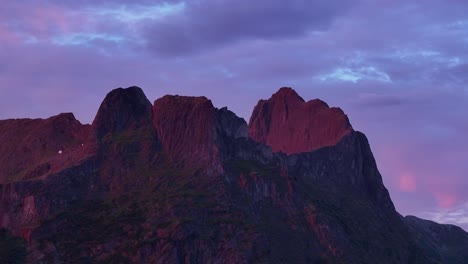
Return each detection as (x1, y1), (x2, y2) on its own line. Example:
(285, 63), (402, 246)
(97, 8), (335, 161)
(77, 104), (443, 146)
(0, 86), (465, 263)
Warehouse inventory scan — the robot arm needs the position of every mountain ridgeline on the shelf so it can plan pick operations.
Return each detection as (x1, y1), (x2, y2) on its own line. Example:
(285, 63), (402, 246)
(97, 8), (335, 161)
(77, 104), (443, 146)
(0, 87), (466, 263)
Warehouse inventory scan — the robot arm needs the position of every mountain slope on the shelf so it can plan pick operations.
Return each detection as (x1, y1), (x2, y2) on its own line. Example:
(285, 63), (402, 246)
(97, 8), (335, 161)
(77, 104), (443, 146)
(404, 215), (468, 263)
(0, 86), (465, 263)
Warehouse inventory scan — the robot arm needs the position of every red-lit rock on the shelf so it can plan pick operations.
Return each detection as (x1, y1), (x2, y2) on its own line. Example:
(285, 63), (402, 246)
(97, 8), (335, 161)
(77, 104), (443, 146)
(0, 113), (91, 184)
(153, 95), (219, 169)
(249, 87), (353, 154)
(153, 95), (247, 172)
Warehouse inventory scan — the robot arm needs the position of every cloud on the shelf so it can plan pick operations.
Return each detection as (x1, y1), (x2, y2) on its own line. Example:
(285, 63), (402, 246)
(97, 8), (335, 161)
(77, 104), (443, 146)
(52, 33), (124, 46)
(433, 192), (458, 209)
(349, 93), (407, 107)
(0, 1), (185, 53)
(84, 2), (186, 23)
(422, 202), (468, 229)
(317, 66), (391, 83)
(143, 0), (356, 56)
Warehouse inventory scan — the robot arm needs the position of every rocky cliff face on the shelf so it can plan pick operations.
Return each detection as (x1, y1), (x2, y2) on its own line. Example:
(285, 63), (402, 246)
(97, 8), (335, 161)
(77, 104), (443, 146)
(249, 87), (353, 154)
(0, 86), (465, 263)
(153, 95), (220, 170)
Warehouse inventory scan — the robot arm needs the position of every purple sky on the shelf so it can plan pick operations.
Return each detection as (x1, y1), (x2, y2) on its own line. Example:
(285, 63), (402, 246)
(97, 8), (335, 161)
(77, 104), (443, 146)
(1, 0), (468, 229)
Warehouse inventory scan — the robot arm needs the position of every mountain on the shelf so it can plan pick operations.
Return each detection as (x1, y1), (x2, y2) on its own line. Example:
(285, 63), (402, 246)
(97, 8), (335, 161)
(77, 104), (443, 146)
(0, 86), (466, 263)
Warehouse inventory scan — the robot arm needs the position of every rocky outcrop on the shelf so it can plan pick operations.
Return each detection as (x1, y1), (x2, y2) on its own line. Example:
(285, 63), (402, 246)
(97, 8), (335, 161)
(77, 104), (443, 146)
(0, 113), (91, 184)
(249, 87), (353, 154)
(0, 86), (465, 263)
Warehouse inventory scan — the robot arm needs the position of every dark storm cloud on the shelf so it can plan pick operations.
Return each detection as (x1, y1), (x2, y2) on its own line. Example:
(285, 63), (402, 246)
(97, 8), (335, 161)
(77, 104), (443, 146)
(143, 0), (356, 56)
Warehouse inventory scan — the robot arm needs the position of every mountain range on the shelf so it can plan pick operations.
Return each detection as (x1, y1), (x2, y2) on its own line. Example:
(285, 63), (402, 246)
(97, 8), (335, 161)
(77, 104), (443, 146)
(0, 86), (467, 263)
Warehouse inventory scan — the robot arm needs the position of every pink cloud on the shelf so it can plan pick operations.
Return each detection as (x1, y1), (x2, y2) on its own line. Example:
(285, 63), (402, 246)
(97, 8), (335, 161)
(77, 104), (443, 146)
(0, 3), (89, 43)
(433, 192), (458, 209)
(29, 6), (74, 35)
(398, 172), (417, 192)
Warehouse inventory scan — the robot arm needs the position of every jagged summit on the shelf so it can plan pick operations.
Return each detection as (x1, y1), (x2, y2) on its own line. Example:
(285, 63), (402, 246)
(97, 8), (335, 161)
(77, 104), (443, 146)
(249, 87), (353, 154)
(270, 87), (329, 109)
(271, 87), (305, 103)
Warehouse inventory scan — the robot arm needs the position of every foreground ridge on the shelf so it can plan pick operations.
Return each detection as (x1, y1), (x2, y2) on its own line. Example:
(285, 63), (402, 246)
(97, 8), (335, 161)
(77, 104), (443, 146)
(0, 86), (466, 263)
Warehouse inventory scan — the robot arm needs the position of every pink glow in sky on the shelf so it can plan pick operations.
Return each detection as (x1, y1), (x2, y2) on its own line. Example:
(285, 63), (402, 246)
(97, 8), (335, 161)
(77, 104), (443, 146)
(398, 173), (417, 193)
(0, 0), (468, 229)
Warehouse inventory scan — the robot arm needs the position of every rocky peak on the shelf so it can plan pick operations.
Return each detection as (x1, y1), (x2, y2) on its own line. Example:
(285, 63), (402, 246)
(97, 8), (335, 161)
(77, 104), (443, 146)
(271, 87), (305, 104)
(153, 95), (248, 170)
(92, 86), (154, 140)
(153, 95), (219, 169)
(249, 87), (353, 154)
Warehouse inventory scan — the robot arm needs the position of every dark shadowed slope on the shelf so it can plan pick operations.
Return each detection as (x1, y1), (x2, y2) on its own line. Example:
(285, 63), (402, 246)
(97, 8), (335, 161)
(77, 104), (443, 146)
(405, 215), (468, 263)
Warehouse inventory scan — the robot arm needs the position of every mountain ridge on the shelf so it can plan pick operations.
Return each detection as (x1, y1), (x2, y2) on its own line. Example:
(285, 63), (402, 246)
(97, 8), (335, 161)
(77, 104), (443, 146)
(0, 86), (466, 263)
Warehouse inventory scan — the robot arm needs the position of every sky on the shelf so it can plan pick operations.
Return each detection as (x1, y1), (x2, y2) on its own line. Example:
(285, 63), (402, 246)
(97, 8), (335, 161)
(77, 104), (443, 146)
(1, 0), (468, 229)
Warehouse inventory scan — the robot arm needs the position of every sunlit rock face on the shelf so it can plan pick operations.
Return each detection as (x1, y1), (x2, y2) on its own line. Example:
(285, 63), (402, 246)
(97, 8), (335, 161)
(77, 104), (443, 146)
(248, 87), (353, 154)
(153, 95), (248, 174)
(0, 112), (92, 184)
(153, 95), (220, 170)
(0, 86), (466, 263)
